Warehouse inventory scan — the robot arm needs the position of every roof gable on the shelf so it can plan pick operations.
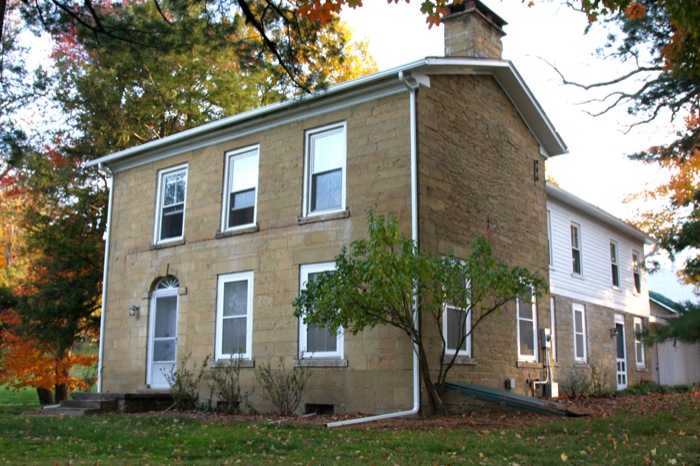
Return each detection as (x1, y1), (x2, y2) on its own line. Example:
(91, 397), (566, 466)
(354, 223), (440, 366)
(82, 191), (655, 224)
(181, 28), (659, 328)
(88, 58), (567, 172)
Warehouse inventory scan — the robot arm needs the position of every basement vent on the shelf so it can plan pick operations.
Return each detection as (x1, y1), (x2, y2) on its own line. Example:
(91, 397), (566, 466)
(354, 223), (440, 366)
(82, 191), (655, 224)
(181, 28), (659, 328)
(305, 403), (334, 415)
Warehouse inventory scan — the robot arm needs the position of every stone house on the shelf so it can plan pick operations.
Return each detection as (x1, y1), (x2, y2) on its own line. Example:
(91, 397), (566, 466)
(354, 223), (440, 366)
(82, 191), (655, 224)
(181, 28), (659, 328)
(88, 1), (572, 415)
(546, 182), (654, 393)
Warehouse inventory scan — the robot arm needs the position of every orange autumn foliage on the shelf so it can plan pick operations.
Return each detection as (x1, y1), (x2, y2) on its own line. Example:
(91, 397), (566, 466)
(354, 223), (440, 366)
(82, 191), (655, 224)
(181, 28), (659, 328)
(0, 309), (97, 393)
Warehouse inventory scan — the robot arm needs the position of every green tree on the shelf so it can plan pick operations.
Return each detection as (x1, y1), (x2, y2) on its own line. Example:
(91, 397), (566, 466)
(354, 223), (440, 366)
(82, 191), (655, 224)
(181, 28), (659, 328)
(293, 213), (547, 416)
(13, 0), (375, 95)
(643, 302), (700, 345)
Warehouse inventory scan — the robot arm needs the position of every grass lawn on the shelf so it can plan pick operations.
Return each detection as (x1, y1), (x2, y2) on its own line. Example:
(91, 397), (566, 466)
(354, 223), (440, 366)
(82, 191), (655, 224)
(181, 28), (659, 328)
(0, 386), (40, 414)
(0, 392), (697, 465)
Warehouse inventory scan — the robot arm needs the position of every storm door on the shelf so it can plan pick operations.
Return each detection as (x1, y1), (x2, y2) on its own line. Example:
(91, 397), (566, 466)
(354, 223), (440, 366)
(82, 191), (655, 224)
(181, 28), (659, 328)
(615, 314), (627, 390)
(147, 277), (180, 389)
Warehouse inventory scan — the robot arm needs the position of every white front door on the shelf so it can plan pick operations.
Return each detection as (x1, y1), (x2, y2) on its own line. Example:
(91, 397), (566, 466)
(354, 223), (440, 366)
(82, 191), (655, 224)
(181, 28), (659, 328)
(148, 281), (179, 389)
(615, 314), (627, 390)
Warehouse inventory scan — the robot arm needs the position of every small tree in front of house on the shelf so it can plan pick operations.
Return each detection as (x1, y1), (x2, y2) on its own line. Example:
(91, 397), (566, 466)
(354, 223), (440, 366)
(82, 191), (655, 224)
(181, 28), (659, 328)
(293, 212), (547, 416)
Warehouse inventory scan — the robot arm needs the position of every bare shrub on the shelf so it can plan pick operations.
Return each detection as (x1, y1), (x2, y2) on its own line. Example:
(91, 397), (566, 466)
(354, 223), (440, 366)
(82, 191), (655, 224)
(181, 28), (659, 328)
(255, 357), (311, 416)
(211, 356), (249, 414)
(163, 352), (210, 410)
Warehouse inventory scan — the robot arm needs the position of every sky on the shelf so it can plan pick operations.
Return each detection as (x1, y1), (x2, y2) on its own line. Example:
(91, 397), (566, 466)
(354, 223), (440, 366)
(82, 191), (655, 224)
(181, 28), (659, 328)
(341, 1), (695, 302)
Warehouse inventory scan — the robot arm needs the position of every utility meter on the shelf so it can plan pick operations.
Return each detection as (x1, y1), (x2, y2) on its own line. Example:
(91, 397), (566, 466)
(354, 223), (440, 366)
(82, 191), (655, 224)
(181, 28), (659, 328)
(540, 328), (552, 349)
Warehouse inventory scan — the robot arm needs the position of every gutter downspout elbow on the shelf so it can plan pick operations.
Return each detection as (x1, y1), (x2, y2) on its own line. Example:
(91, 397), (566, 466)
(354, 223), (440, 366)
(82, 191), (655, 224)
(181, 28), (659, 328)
(96, 163), (114, 393)
(326, 72), (421, 428)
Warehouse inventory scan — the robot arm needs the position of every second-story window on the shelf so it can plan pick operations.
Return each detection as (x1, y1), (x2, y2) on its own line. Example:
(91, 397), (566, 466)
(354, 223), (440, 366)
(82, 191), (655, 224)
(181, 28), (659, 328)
(610, 241), (620, 287)
(155, 165), (187, 244)
(223, 146), (259, 230)
(570, 222), (582, 275)
(632, 250), (642, 293)
(304, 123), (346, 216)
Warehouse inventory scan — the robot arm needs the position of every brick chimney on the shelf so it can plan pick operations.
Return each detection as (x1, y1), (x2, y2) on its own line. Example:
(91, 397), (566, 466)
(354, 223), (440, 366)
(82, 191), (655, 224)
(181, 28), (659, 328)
(442, 0), (507, 59)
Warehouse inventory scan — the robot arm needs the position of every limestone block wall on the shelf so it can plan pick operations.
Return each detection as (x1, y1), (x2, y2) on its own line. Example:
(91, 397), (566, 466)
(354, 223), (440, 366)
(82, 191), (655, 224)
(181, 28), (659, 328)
(552, 295), (652, 393)
(101, 92), (418, 414)
(416, 74), (551, 401)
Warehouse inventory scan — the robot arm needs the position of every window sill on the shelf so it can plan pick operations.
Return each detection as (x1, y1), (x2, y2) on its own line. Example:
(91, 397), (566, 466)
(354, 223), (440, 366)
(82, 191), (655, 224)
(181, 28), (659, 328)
(211, 358), (255, 369)
(516, 360), (541, 369)
(296, 358), (348, 368)
(443, 355), (476, 366)
(635, 366), (647, 372)
(151, 238), (186, 250)
(297, 208), (350, 225)
(216, 224), (259, 239)
(571, 273), (585, 280)
(573, 361), (589, 368)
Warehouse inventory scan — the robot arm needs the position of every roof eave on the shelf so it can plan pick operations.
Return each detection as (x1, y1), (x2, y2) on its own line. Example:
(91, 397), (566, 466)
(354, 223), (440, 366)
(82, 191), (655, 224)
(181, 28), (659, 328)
(546, 181), (655, 245)
(88, 57), (568, 169)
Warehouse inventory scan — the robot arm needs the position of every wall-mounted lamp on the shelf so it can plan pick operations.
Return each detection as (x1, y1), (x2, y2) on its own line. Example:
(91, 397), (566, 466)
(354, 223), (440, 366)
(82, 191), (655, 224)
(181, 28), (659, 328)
(129, 305), (140, 317)
(609, 328), (620, 338)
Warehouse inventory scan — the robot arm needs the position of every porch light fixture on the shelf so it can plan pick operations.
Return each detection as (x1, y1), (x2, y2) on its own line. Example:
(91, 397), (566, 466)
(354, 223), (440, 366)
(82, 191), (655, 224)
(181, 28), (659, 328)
(609, 328), (620, 338)
(129, 305), (140, 317)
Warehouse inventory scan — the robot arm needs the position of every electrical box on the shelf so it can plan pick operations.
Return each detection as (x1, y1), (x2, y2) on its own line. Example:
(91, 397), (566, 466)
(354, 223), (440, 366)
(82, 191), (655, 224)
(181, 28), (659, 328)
(504, 378), (516, 390)
(539, 328), (552, 349)
(545, 382), (559, 399)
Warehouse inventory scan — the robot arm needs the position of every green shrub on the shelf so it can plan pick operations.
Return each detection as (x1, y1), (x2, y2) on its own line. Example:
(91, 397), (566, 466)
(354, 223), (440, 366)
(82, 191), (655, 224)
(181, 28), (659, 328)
(622, 380), (696, 396)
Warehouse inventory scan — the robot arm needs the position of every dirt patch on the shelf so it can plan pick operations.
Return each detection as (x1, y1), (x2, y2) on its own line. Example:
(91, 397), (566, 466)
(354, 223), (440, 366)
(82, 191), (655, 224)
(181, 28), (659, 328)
(139, 391), (698, 430)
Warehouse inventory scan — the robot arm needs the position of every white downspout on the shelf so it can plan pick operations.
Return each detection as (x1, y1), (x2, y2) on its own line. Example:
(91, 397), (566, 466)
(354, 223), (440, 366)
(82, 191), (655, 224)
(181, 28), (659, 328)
(96, 164), (114, 393)
(326, 72), (421, 428)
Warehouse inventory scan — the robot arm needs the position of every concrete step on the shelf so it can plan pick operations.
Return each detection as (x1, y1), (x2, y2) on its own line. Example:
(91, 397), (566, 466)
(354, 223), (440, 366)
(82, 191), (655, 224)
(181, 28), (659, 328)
(60, 400), (103, 410)
(41, 406), (96, 416)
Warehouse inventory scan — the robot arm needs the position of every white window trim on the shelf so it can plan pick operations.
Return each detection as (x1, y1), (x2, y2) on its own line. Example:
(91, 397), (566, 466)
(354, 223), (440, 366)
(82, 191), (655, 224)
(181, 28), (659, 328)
(443, 303), (472, 357)
(573, 303), (587, 363)
(221, 145), (260, 232)
(154, 164), (188, 244)
(547, 210), (553, 267)
(570, 221), (583, 276)
(634, 317), (645, 367)
(550, 296), (557, 362)
(299, 262), (343, 359)
(302, 122), (347, 218)
(610, 240), (620, 288)
(516, 291), (538, 362)
(215, 271), (254, 361)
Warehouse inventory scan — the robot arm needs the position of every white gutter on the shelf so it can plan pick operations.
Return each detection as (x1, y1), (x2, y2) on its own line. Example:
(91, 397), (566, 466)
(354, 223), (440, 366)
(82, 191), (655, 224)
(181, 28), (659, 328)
(96, 164), (114, 393)
(326, 72), (421, 428)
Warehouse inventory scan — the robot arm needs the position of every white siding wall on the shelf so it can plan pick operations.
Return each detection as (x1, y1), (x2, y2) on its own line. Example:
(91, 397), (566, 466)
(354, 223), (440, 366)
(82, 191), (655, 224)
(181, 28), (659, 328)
(547, 197), (649, 318)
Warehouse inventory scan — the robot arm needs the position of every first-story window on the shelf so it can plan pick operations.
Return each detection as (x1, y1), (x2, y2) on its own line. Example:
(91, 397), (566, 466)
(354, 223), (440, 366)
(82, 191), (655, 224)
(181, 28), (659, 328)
(517, 289), (537, 361)
(550, 296), (557, 362)
(634, 317), (645, 367)
(299, 262), (343, 358)
(573, 303), (587, 362)
(443, 303), (471, 356)
(222, 146), (259, 230)
(304, 123), (346, 216)
(547, 210), (553, 267)
(215, 271), (254, 360)
(155, 165), (187, 243)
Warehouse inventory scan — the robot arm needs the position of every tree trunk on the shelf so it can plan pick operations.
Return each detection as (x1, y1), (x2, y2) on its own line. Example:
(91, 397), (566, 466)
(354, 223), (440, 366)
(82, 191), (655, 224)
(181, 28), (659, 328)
(36, 387), (54, 405)
(417, 345), (447, 416)
(54, 383), (68, 403)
